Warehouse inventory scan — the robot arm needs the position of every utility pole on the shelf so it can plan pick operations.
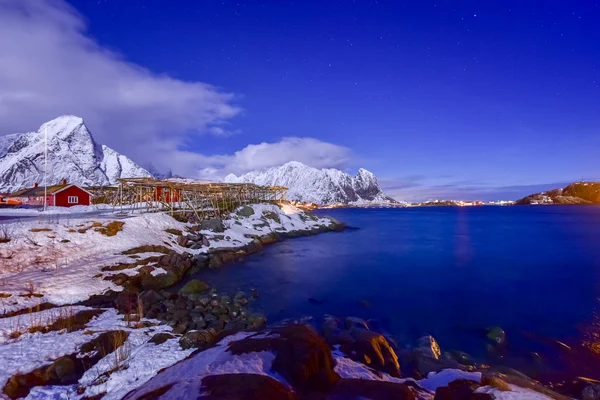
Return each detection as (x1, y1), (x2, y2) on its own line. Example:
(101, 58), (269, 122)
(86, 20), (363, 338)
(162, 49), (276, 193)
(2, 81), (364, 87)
(43, 125), (48, 211)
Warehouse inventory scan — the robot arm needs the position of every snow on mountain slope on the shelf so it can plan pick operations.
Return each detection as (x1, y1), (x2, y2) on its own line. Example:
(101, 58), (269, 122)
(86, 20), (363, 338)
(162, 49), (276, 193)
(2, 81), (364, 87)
(224, 161), (396, 205)
(0, 116), (151, 192)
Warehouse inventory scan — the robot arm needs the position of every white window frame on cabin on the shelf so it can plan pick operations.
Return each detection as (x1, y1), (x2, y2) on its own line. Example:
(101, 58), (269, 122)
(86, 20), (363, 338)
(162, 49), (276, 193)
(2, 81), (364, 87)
(68, 196), (79, 204)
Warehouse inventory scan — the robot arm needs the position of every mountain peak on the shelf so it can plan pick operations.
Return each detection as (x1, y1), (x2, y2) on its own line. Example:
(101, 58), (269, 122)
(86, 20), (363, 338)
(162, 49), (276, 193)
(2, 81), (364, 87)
(0, 116), (151, 192)
(282, 161), (308, 168)
(356, 168), (375, 177)
(224, 163), (395, 205)
(39, 115), (86, 139)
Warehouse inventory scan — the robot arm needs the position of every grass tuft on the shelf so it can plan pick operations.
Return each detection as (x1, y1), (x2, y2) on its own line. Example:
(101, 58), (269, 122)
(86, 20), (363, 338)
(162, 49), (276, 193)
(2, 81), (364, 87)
(95, 221), (125, 237)
(0, 224), (13, 243)
(30, 228), (52, 233)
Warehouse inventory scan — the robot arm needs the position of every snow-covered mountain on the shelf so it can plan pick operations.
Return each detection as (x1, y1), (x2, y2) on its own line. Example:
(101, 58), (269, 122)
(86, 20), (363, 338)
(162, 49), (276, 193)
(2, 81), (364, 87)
(0, 116), (152, 192)
(224, 161), (396, 205)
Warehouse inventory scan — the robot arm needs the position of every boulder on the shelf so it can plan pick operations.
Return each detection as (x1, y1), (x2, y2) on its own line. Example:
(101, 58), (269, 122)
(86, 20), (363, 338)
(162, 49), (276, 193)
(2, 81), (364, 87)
(486, 327), (506, 346)
(45, 356), (76, 382)
(262, 210), (281, 223)
(245, 238), (264, 253)
(204, 313), (217, 323)
(141, 272), (180, 290)
(333, 379), (416, 400)
(139, 290), (165, 309)
(198, 296), (211, 307)
(340, 329), (401, 378)
(434, 379), (492, 399)
(149, 333), (175, 345)
(179, 280), (210, 295)
(417, 335), (441, 359)
(114, 289), (140, 314)
(236, 205), (255, 217)
(141, 251), (193, 290)
(259, 233), (280, 245)
(179, 329), (217, 350)
(345, 316), (369, 331)
(583, 384), (600, 400)
(200, 218), (226, 233)
(400, 349), (464, 379)
(172, 323), (188, 334)
(322, 316), (354, 346)
(446, 350), (475, 366)
(192, 317), (207, 330)
(208, 320), (226, 331)
(176, 235), (188, 247)
(193, 253), (210, 265)
(228, 325), (340, 391)
(246, 312), (267, 329)
(199, 373), (295, 400)
(173, 309), (190, 322)
(234, 291), (246, 301)
(322, 315), (341, 338)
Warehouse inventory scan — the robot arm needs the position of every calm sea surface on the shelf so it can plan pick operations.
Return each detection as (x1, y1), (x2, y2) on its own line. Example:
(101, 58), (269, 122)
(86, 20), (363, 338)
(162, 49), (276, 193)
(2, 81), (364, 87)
(192, 206), (600, 375)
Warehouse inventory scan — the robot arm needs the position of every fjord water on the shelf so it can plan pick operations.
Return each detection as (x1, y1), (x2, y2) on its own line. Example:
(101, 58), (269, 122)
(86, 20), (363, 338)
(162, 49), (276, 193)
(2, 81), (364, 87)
(197, 206), (600, 370)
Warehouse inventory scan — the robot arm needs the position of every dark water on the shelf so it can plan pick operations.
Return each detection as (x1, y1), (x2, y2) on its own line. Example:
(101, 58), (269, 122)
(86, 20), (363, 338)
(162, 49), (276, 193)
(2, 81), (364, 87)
(191, 206), (600, 375)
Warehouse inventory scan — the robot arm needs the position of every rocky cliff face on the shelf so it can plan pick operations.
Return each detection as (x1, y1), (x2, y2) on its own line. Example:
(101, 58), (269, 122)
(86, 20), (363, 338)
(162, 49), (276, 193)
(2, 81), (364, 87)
(224, 161), (396, 205)
(516, 182), (600, 205)
(0, 116), (151, 192)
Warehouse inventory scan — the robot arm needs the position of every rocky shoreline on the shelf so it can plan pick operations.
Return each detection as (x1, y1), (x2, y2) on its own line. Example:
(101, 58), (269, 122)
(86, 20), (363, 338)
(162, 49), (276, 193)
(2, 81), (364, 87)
(123, 314), (592, 400)
(1, 204), (598, 399)
(0, 203), (350, 399)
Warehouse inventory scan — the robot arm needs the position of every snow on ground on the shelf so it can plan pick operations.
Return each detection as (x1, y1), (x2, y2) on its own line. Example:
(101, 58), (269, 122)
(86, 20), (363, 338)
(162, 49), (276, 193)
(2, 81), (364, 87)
(78, 313), (194, 400)
(0, 212), (187, 312)
(1, 308), (106, 388)
(416, 369), (482, 392)
(0, 307), (191, 397)
(122, 332), (284, 400)
(0, 203), (339, 399)
(476, 385), (554, 399)
(0, 203), (332, 314)
(201, 203), (333, 250)
(0, 305), (89, 344)
(0, 203), (337, 398)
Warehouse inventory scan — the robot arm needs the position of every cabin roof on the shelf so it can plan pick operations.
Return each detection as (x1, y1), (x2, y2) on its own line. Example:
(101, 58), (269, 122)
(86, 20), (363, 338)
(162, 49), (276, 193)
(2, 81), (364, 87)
(8, 184), (87, 197)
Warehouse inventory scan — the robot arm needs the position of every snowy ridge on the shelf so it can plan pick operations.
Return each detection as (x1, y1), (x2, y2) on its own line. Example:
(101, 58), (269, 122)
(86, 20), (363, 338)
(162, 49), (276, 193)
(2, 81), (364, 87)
(224, 161), (396, 205)
(0, 115), (152, 192)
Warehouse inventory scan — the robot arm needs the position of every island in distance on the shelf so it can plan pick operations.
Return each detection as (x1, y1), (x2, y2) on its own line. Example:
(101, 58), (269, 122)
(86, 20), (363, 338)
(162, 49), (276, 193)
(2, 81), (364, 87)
(516, 182), (600, 205)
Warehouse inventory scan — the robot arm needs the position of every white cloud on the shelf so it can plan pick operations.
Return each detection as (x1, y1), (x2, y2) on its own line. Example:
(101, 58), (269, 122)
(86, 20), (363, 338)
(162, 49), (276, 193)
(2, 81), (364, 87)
(0, 0), (240, 175)
(194, 137), (352, 180)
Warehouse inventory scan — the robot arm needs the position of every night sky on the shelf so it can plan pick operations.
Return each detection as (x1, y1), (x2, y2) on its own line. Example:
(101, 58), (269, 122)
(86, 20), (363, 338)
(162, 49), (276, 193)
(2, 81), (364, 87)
(4, 1), (600, 201)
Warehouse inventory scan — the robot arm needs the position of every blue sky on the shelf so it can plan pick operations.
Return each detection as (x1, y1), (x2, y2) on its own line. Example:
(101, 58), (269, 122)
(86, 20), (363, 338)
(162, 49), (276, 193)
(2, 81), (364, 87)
(1, 1), (599, 201)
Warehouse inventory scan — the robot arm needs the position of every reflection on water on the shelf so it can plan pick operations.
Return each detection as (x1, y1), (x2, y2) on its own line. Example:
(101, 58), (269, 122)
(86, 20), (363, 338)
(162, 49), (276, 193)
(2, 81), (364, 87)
(581, 307), (600, 356)
(453, 208), (472, 266)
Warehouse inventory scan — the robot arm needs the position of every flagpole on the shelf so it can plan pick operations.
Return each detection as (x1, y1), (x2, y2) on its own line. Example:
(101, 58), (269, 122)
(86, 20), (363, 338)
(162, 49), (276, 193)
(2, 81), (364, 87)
(43, 126), (47, 211)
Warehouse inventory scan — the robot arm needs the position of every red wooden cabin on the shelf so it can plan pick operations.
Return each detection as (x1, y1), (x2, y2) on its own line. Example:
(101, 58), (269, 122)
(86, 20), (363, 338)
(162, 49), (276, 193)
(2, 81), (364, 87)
(7, 180), (92, 207)
(153, 186), (181, 203)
